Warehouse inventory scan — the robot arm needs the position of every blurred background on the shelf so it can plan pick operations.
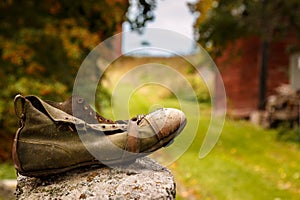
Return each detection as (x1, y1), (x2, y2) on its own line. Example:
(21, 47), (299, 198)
(0, 0), (300, 199)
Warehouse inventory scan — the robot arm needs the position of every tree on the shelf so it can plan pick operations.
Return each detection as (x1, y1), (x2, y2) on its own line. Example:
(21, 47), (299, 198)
(189, 0), (300, 109)
(0, 0), (156, 161)
(126, 0), (157, 31)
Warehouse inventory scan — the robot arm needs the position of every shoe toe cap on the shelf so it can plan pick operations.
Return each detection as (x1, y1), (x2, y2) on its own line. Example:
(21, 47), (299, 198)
(145, 108), (187, 140)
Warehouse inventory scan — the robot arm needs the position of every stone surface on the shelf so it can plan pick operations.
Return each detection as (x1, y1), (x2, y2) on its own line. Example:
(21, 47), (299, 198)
(16, 157), (176, 200)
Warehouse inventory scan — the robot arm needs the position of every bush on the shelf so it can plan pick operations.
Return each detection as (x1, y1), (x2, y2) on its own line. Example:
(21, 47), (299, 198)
(187, 74), (211, 104)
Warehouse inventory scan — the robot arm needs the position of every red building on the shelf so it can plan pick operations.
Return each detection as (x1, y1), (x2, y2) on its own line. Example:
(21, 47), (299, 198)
(215, 34), (300, 118)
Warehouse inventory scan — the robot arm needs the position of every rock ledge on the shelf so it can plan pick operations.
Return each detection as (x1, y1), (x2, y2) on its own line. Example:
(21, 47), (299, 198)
(16, 157), (176, 200)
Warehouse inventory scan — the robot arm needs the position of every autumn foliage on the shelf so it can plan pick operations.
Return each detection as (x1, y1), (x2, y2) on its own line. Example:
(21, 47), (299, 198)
(0, 0), (131, 161)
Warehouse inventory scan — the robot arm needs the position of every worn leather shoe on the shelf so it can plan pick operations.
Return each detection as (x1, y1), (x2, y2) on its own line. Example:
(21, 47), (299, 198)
(13, 95), (186, 177)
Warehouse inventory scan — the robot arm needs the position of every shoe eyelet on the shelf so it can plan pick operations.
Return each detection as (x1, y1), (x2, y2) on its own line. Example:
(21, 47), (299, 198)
(131, 117), (138, 121)
(77, 98), (84, 104)
(97, 116), (103, 122)
(101, 125), (106, 129)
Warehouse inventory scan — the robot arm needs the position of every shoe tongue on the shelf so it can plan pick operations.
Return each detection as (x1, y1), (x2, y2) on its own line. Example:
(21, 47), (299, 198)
(72, 96), (115, 124)
(46, 96), (114, 124)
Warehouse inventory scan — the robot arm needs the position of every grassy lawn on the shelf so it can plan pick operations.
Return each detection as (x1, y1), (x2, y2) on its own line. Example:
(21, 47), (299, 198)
(172, 115), (300, 200)
(0, 162), (16, 179)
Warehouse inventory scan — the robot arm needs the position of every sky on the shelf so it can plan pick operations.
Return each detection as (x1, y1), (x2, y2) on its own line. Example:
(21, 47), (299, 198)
(122, 0), (198, 56)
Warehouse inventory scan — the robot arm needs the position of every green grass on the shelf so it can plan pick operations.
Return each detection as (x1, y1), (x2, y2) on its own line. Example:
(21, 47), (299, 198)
(171, 112), (300, 200)
(0, 162), (16, 179)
